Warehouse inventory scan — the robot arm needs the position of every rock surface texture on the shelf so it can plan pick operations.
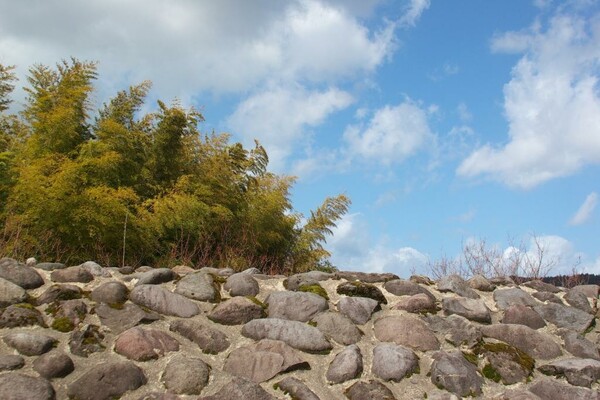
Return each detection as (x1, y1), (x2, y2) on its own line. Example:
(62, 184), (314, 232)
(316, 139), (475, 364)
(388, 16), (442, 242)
(0, 256), (599, 399)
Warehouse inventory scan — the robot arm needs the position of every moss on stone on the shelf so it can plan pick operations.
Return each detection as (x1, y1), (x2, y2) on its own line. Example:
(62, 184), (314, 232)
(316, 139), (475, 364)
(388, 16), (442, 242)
(51, 317), (74, 332)
(478, 342), (535, 373)
(482, 363), (502, 383)
(245, 296), (267, 309)
(462, 351), (478, 366)
(307, 320), (317, 327)
(13, 302), (35, 310)
(108, 302), (125, 310)
(298, 284), (329, 300)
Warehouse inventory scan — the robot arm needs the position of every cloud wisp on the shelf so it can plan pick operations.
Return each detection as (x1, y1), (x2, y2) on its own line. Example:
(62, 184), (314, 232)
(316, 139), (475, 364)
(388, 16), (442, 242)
(569, 192), (598, 226)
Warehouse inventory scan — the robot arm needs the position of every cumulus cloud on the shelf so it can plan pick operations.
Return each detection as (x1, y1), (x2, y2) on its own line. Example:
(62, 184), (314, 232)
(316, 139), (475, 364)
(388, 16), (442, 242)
(569, 192), (598, 225)
(227, 84), (353, 171)
(458, 13), (600, 189)
(399, 0), (431, 28)
(343, 100), (435, 165)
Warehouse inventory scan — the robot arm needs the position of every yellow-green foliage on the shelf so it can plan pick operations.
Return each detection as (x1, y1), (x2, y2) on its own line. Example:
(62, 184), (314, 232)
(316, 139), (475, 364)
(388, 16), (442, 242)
(298, 284), (329, 300)
(0, 59), (349, 273)
(51, 316), (74, 332)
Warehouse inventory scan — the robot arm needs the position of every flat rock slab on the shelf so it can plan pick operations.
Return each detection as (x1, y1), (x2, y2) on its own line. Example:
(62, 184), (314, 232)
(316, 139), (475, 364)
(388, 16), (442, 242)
(311, 311), (362, 345)
(114, 327), (179, 361)
(538, 358), (600, 387)
(437, 275), (479, 299)
(344, 380), (396, 400)
(170, 319), (230, 354)
(175, 272), (220, 302)
(494, 288), (538, 310)
(162, 355), (210, 395)
(197, 376), (277, 400)
(0, 258), (45, 289)
(534, 302), (594, 333)
(337, 281), (387, 304)
(67, 361), (147, 400)
(275, 377), (320, 400)
(326, 344), (363, 384)
(442, 297), (491, 323)
(372, 343), (419, 382)
(3, 332), (57, 356)
(208, 296), (266, 325)
(0, 372), (55, 400)
(529, 377), (600, 400)
(224, 339), (308, 383)
(242, 318), (332, 353)
(480, 324), (562, 359)
(266, 291), (328, 322)
(430, 351), (483, 397)
(95, 302), (160, 334)
(224, 273), (260, 296)
(337, 296), (379, 325)
(374, 315), (439, 351)
(501, 304), (546, 329)
(131, 284), (200, 317)
(0, 278), (28, 307)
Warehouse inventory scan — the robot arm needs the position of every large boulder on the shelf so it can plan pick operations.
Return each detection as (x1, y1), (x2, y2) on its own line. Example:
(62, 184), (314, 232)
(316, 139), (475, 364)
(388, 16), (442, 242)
(67, 361), (147, 400)
(480, 324), (561, 359)
(266, 291), (328, 322)
(130, 285), (200, 317)
(429, 351), (483, 397)
(374, 314), (439, 351)
(241, 318), (332, 353)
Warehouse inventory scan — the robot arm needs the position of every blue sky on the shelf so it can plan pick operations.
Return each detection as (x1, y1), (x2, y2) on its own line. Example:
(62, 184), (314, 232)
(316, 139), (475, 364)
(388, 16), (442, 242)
(1, 0), (599, 277)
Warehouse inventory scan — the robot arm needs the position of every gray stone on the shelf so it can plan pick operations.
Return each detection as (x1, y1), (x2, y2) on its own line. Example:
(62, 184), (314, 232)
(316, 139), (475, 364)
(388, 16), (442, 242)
(162, 355), (210, 395)
(207, 296), (266, 325)
(571, 284), (600, 299)
(501, 304), (546, 329)
(480, 324), (562, 359)
(170, 319), (230, 354)
(564, 289), (594, 314)
(224, 273), (260, 297)
(311, 311), (362, 345)
(0, 304), (46, 328)
(242, 318), (332, 353)
(538, 358), (600, 387)
(393, 293), (437, 313)
(67, 361), (147, 400)
(561, 330), (600, 360)
(374, 315), (439, 351)
(384, 279), (436, 300)
(33, 351), (74, 379)
(266, 291), (328, 322)
(534, 302), (594, 333)
(337, 281), (387, 304)
(275, 377), (320, 400)
(326, 344), (363, 384)
(95, 302), (160, 334)
(344, 380), (396, 400)
(135, 268), (176, 286)
(437, 274), (479, 299)
(36, 284), (82, 304)
(532, 291), (563, 304)
(0, 372), (55, 400)
(468, 274), (495, 291)
(410, 275), (435, 285)
(442, 297), (491, 323)
(79, 261), (111, 277)
(91, 281), (128, 304)
(131, 284), (200, 317)
(0, 354), (24, 371)
(529, 377), (600, 400)
(3, 332), (56, 356)
(50, 266), (93, 283)
(337, 296), (379, 325)
(372, 343), (419, 382)
(426, 314), (482, 348)
(493, 389), (542, 400)
(69, 324), (106, 357)
(430, 351), (483, 397)
(137, 393), (181, 400)
(114, 327), (179, 361)
(175, 272), (220, 302)
(523, 279), (561, 293)
(0, 258), (45, 289)
(239, 267), (262, 275)
(494, 288), (538, 309)
(35, 262), (66, 271)
(478, 342), (534, 384)
(197, 376), (276, 400)
(0, 278), (28, 307)
(55, 299), (87, 326)
(336, 271), (399, 283)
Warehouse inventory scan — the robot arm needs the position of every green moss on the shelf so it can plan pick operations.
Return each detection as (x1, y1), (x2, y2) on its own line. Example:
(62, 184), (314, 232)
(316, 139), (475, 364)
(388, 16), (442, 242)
(584, 318), (596, 335)
(56, 290), (82, 301)
(13, 303), (35, 310)
(482, 363), (502, 383)
(307, 320), (317, 327)
(298, 284), (329, 300)
(477, 342), (534, 372)
(209, 273), (227, 285)
(108, 302), (125, 310)
(51, 317), (74, 332)
(462, 351), (478, 366)
(246, 296), (267, 309)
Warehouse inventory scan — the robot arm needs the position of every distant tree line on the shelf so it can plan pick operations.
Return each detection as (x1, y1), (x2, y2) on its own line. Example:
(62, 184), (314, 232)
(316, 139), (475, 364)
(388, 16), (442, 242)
(0, 59), (349, 273)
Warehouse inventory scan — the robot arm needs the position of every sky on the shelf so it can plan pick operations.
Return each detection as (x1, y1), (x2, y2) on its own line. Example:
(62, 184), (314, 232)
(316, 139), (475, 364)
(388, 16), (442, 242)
(1, 0), (599, 277)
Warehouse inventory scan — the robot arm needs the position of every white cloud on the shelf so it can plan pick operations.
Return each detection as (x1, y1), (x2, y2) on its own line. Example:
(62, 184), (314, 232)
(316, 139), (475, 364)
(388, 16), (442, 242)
(0, 0), (397, 107)
(457, 102), (472, 122)
(343, 100), (435, 165)
(569, 192), (598, 225)
(459, 13), (600, 189)
(399, 0), (431, 28)
(227, 84), (353, 171)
